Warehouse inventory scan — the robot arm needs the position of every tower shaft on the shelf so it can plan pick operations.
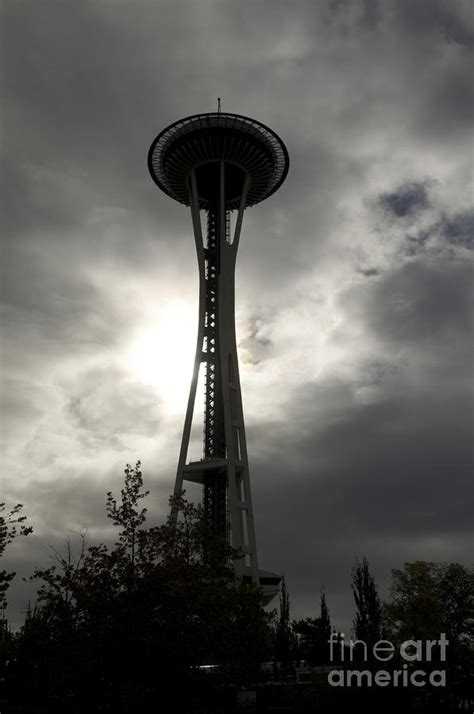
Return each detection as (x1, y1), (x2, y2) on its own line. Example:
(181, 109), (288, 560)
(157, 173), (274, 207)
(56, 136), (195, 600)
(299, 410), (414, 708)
(172, 163), (259, 583)
(203, 207), (227, 537)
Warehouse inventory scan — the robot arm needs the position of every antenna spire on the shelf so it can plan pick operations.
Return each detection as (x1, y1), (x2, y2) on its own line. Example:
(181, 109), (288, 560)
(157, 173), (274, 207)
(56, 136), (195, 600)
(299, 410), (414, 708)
(217, 97), (221, 113)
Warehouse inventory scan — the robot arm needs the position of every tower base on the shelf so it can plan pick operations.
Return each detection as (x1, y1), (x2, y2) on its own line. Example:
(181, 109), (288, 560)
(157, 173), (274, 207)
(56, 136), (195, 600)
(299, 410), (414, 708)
(242, 569), (282, 606)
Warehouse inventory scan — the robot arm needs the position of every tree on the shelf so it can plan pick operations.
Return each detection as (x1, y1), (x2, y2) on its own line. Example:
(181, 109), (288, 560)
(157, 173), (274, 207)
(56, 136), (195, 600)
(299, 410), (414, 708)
(293, 589), (332, 665)
(10, 462), (270, 709)
(319, 589), (331, 645)
(436, 562), (474, 645)
(385, 560), (474, 644)
(0, 502), (32, 704)
(351, 556), (382, 650)
(0, 502), (32, 611)
(384, 561), (474, 705)
(274, 577), (294, 668)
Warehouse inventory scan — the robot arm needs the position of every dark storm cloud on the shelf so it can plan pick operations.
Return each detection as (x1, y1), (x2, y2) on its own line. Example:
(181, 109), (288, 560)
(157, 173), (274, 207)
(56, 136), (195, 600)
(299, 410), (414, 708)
(393, 0), (474, 47)
(251, 373), (473, 623)
(2, 0), (473, 629)
(346, 259), (474, 349)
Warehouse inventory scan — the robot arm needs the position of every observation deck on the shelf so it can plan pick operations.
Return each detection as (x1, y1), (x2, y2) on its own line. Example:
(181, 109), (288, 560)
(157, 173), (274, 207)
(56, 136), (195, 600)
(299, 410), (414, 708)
(148, 111), (289, 210)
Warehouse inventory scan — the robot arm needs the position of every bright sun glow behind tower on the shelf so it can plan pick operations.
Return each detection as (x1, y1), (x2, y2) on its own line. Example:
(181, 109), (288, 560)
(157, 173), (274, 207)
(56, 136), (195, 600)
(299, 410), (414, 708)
(128, 300), (195, 413)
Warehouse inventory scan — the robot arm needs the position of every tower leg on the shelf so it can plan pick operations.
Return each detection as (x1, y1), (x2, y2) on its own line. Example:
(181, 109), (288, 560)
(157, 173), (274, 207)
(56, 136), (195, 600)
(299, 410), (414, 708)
(170, 169), (205, 526)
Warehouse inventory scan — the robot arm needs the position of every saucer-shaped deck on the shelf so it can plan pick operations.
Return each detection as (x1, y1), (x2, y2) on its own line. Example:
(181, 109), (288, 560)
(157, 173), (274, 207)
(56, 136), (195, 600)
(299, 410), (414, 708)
(148, 112), (289, 210)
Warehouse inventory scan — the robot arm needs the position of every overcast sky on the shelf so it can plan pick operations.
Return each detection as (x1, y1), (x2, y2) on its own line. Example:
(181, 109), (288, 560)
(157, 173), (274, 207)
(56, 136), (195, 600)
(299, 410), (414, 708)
(1, 0), (473, 630)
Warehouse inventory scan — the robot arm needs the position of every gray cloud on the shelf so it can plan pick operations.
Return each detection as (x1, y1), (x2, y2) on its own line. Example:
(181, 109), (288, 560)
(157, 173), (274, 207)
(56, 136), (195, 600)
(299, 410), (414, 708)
(444, 211), (474, 248)
(239, 318), (272, 366)
(65, 365), (163, 448)
(358, 267), (380, 277)
(379, 182), (429, 218)
(393, 0), (474, 48)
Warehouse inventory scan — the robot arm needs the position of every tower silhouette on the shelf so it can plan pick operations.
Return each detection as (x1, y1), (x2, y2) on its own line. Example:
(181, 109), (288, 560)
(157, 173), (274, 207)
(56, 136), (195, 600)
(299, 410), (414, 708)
(148, 108), (289, 602)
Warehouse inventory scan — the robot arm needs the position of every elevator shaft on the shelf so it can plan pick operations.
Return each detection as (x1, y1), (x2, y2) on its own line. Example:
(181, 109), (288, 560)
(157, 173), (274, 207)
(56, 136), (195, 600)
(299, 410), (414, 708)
(203, 206), (228, 538)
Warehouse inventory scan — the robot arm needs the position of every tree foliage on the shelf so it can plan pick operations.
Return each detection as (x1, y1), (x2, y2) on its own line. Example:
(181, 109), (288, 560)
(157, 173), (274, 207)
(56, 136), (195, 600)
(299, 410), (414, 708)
(2, 472), (473, 712)
(293, 589), (331, 665)
(351, 556), (383, 648)
(7, 463), (271, 709)
(0, 502), (32, 610)
(274, 577), (294, 668)
(385, 560), (474, 644)
(384, 560), (474, 700)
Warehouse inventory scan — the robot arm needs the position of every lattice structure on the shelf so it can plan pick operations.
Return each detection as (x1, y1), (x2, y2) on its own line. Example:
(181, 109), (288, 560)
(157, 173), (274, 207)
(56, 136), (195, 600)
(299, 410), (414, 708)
(203, 208), (227, 538)
(148, 110), (289, 604)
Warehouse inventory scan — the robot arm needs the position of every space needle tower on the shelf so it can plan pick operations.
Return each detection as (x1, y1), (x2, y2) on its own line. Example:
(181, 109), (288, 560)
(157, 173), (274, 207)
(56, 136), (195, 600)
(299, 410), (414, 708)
(148, 104), (289, 602)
